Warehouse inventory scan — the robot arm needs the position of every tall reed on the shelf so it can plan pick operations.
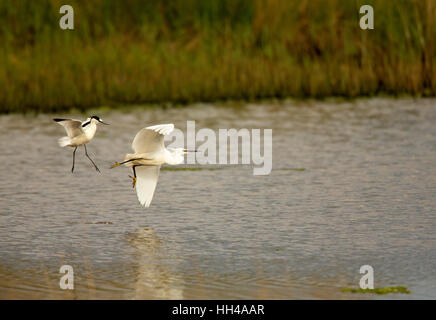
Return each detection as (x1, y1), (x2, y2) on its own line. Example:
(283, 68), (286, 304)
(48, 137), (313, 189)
(0, 0), (435, 113)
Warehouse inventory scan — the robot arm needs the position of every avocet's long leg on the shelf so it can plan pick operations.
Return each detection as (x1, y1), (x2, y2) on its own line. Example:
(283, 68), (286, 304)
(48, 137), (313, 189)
(71, 147), (77, 173)
(84, 144), (100, 173)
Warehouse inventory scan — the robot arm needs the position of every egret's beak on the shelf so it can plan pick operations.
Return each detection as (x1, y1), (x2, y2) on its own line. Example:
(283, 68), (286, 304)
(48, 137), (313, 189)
(99, 120), (109, 125)
(184, 149), (197, 153)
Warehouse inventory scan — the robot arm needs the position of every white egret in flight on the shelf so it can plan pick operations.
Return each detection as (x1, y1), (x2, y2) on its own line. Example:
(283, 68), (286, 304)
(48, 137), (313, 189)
(53, 116), (108, 173)
(111, 124), (196, 208)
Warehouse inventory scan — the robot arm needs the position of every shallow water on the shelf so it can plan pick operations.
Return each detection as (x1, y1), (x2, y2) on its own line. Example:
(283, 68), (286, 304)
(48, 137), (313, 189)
(0, 98), (435, 299)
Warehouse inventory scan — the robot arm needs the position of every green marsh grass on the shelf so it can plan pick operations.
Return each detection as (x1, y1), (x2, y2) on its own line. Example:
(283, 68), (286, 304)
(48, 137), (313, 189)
(1, 0), (435, 113)
(341, 286), (411, 295)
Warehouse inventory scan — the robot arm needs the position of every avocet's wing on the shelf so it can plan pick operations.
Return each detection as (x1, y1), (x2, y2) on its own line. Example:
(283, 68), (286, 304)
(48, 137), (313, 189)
(136, 165), (161, 207)
(53, 118), (84, 138)
(131, 124), (174, 154)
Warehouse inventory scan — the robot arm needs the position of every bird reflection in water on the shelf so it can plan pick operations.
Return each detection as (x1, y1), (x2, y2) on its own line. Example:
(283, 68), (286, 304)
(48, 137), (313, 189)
(126, 227), (184, 299)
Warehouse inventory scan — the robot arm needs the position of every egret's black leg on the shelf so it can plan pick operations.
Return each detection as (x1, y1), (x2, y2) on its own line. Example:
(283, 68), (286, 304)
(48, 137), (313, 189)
(71, 147), (77, 173)
(129, 165), (137, 188)
(110, 158), (148, 168)
(84, 144), (100, 173)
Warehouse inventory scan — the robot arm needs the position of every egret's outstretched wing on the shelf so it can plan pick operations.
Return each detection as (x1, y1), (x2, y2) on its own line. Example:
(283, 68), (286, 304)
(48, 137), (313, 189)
(53, 118), (84, 138)
(131, 124), (174, 154)
(136, 165), (161, 207)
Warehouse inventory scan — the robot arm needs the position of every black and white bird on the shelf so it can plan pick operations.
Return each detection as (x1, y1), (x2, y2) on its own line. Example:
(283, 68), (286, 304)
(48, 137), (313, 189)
(53, 116), (109, 173)
(110, 124), (196, 208)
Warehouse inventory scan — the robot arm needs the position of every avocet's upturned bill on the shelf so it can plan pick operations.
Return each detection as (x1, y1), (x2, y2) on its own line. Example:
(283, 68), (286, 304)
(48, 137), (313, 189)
(110, 124), (196, 208)
(53, 116), (109, 173)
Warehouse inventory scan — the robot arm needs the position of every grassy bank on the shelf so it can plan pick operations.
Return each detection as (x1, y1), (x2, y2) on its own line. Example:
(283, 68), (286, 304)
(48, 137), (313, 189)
(1, 0), (435, 113)
(341, 286), (411, 295)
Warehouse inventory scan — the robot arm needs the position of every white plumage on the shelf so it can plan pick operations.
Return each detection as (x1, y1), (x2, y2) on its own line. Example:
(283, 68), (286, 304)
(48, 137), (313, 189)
(111, 123), (196, 208)
(135, 166), (161, 207)
(54, 116), (108, 172)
